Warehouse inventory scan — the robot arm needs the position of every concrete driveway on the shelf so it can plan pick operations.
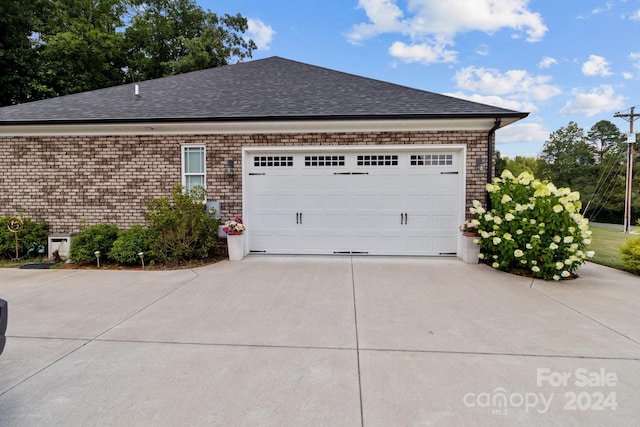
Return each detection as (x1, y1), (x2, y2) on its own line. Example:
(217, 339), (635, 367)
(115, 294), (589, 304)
(0, 257), (638, 426)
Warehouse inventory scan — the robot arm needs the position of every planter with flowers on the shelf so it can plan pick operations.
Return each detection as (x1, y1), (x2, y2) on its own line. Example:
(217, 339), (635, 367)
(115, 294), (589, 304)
(223, 216), (246, 261)
(459, 219), (480, 263)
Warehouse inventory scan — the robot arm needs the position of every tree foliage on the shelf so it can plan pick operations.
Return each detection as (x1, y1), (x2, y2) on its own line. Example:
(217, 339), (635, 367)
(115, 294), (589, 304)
(145, 185), (219, 264)
(538, 121), (595, 189)
(125, 0), (255, 81)
(587, 120), (626, 161)
(0, 0), (255, 106)
(526, 120), (639, 224)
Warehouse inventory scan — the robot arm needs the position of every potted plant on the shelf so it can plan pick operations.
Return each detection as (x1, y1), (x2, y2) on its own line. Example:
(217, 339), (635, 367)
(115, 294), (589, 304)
(459, 220), (479, 237)
(459, 219), (480, 263)
(223, 216), (246, 261)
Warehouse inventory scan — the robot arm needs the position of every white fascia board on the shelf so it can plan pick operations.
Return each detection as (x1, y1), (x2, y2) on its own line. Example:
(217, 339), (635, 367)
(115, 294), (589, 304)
(0, 117), (517, 137)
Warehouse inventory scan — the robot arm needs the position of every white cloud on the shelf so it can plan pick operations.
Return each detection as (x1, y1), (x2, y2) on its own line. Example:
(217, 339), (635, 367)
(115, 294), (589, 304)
(348, 0), (408, 45)
(347, 0), (547, 64)
(389, 40), (457, 64)
(445, 92), (536, 112)
(496, 122), (549, 145)
(247, 18), (276, 51)
(453, 66), (561, 101)
(629, 52), (640, 69)
(560, 85), (626, 117)
(447, 67), (561, 113)
(581, 55), (613, 76)
(623, 72), (634, 79)
(592, 2), (614, 15)
(539, 56), (557, 69)
(475, 44), (490, 56)
(629, 9), (640, 21)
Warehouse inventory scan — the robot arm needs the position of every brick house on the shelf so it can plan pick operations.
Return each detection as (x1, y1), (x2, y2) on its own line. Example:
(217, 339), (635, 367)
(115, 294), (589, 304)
(0, 57), (527, 257)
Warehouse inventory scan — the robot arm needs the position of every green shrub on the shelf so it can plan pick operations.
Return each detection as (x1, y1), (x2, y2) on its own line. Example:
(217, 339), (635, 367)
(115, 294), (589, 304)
(0, 215), (49, 259)
(110, 225), (153, 265)
(621, 237), (640, 274)
(145, 184), (219, 264)
(69, 223), (119, 263)
(471, 170), (594, 280)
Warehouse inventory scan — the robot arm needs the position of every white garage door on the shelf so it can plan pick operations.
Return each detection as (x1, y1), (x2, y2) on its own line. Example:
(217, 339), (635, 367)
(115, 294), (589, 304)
(244, 148), (463, 256)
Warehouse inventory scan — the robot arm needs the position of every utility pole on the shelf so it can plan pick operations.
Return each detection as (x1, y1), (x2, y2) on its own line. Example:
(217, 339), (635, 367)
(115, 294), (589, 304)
(614, 106), (638, 233)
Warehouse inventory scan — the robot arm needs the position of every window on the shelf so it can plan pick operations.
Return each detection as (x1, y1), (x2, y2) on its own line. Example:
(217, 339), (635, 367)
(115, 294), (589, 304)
(410, 154), (453, 166)
(182, 145), (206, 191)
(357, 154), (398, 166)
(305, 155), (345, 166)
(253, 156), (293, 167)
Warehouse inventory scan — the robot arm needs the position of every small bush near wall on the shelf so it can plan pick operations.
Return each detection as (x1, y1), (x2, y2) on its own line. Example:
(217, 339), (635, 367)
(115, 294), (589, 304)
(110, 225), (153, 265)
(621, 237), (640, 274)
(0, 215), (49, 259)
(69, 223), (119, 263)
(146, 185), (219, 264)
(471, 170), (594, 280)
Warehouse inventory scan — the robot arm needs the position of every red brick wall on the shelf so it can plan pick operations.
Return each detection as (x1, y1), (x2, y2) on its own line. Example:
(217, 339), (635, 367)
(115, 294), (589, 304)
(0, 130), (488, 233)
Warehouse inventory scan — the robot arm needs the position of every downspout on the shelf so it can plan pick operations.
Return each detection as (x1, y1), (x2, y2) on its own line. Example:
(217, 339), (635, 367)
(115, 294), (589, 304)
(486, 118), (502, 210)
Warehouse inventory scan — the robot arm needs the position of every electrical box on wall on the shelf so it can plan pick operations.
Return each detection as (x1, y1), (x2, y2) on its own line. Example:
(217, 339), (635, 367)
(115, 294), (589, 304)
(206, 201), (222, 219)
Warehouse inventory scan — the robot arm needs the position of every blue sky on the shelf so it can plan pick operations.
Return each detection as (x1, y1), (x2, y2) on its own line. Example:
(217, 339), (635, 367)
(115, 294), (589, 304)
(207, 0), (640, 158)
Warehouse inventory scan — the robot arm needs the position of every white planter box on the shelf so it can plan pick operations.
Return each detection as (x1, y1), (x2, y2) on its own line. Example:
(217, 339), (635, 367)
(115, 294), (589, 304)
(227, 234), (245, 261)
(461, 235), (480, 264)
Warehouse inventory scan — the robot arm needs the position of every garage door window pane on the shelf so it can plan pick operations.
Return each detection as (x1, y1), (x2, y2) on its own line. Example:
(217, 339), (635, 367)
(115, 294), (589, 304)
(253, 156), (293, 167)
(305, 155), (345, 166)
(410, 154), (453, 166)
(357, 155), (398, 166)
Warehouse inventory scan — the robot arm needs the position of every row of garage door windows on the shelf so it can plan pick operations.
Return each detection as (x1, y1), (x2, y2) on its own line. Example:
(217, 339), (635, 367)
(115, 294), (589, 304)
(252, 154), (454, 168)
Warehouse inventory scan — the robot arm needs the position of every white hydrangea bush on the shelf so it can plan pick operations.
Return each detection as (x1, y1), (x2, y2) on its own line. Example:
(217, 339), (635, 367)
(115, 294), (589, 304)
(471, 170), (594, 281)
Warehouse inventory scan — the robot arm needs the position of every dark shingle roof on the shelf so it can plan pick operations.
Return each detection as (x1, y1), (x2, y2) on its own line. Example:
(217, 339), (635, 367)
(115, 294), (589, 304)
(0, 57), (527, 124)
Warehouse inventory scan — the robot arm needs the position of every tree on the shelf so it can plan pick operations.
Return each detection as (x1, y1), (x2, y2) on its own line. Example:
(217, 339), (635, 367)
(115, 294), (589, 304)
(504, 156), (539, 177)
(586, 120), (625, 162)
(0, 0), (255, 104)
(0, 0), (47, 105)
(537, 121), (595, 189)
(124, 0), (255, 81)
(495, 150), (507, 177)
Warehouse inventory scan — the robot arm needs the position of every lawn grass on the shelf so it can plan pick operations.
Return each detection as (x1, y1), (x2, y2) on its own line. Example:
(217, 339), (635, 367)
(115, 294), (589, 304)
(589, 226), (639, 270)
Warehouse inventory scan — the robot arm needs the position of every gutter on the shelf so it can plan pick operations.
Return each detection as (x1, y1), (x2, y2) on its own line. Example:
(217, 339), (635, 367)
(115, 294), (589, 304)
(486, 118), (502, 210)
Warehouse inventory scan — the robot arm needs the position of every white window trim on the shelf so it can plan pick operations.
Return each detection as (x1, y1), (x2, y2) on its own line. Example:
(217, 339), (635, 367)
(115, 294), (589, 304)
(181, 144), (207, 190)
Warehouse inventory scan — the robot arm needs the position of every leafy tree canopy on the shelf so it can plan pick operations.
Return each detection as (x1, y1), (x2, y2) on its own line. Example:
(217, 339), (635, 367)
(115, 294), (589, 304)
(0, 0), (255, 106)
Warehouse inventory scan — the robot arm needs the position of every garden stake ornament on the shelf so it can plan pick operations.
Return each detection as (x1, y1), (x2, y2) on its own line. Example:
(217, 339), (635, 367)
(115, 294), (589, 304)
(7, 216), (23, 260)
